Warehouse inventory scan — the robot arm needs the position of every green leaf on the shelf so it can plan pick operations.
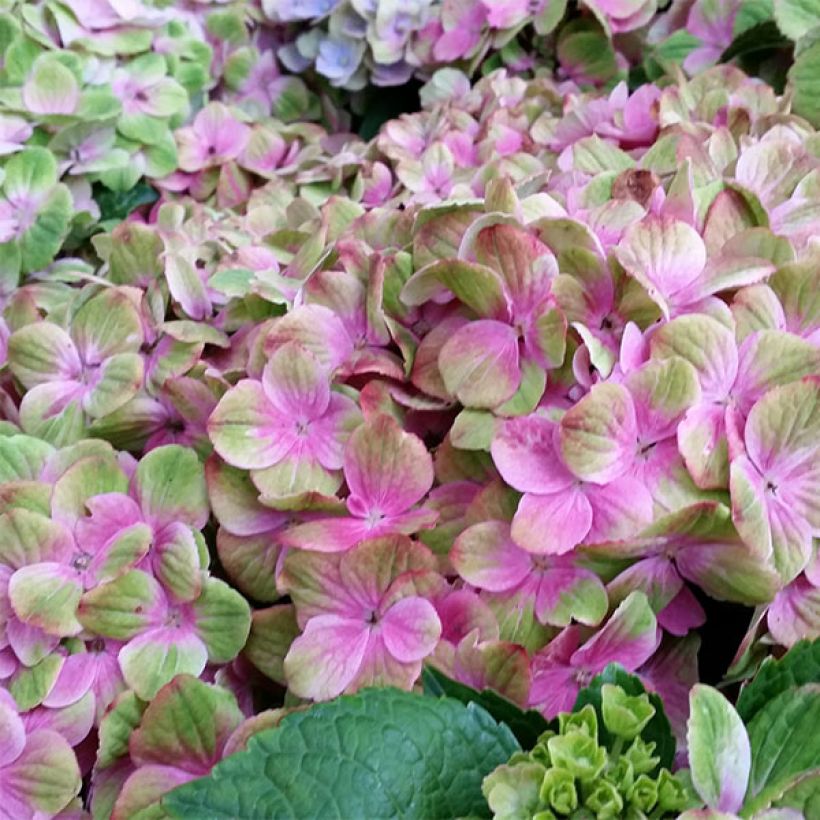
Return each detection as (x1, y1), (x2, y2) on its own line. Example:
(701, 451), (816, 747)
(421, 665), (552, 750)
(652, 31), (701, 66)
(790, 39), (820, 127)
(720, 21), (789, 62)
(734, 0), (774, 36)
(573, 664), (675, 773)
(770, 770), (820, 815)
(737, 640), (820, 724)
(746, 685), (820, 807)
(775, 0), (820, 40)
(163, 687), (519, 819)
(93, 182), (159, 223)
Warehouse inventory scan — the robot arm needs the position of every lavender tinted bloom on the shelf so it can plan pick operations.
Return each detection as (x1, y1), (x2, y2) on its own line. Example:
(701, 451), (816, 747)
(315, 35), (366, 85)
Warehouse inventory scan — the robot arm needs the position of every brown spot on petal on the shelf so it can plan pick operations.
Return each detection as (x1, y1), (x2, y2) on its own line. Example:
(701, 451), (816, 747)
(612, 169), (661, 208)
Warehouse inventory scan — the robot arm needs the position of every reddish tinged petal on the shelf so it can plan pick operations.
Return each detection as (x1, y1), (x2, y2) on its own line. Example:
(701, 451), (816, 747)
(344, 415), (433, 517)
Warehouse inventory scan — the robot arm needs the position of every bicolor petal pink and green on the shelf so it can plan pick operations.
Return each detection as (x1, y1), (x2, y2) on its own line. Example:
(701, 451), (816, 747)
(0, 688), (82, 818)
(280, 414), (437, 552)
(209, 342), (362, 502)
(280, 535), (444, 700)
(528, 591), (660, 718)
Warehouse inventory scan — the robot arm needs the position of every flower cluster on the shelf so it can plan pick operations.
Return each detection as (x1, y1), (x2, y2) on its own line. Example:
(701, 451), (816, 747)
(483, 685), (695, 818)
(0, 0), (817, 806)
(261, 0), (746, 89)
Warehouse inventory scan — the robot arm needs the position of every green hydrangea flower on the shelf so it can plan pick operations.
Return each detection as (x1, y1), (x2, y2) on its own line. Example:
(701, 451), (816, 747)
(482, 683), (698, 819)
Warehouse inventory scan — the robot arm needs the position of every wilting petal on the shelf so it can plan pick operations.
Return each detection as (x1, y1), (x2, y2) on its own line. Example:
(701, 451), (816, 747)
(511, 488), (593, 555)
(284, 614), (370, 700)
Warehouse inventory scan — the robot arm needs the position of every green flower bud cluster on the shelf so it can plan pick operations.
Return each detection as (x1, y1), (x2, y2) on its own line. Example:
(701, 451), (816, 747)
(482, 685), (694, 820)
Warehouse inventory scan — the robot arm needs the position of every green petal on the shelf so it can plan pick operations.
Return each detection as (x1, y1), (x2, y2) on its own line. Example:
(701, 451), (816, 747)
(193, 576), (251, 664)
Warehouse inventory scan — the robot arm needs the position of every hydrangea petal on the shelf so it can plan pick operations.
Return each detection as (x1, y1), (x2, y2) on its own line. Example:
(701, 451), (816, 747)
(284, 614), (370, 700)
(345, 415), (433, 517)
(438, 320), (521, 409)
(511, 488), (593, 555)
(380, 597), (441, 663)
(558, 382), (638, 483)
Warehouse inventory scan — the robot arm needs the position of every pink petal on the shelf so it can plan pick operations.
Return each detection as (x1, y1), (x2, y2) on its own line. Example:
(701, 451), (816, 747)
(284, 614), (370, 700)
(490, 415), (575, 494)
(571, 592), (659, 675)
(451, 521), (532, 592)
(380, 597), (441, 663)
(42, 653), (96, 707)
(261, 343), (330, 421)
(344, 415), (433, 517)
(511, 488), (593, 555)
(75, 493), (143, 556)
(658, 586), (706, 636)
(438, 320), (521, 409)
(280, 517), (375, 554)
(768, 576), (820, 647)
(0, 697), (25, 766)
(585, 478), (654, 543)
